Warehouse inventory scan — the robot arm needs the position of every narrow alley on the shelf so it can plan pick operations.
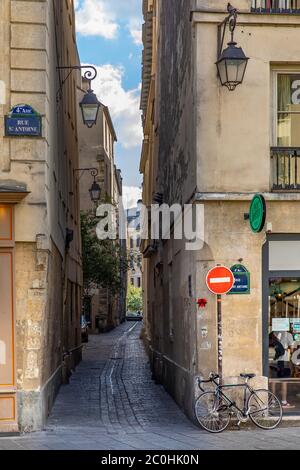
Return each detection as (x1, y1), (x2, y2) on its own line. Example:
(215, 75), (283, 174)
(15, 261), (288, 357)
(1, 323), (300, 451)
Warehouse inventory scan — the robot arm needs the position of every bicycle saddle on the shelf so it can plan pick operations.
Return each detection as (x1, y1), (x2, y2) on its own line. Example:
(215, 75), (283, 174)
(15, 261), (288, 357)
(240, 373), (256, 379)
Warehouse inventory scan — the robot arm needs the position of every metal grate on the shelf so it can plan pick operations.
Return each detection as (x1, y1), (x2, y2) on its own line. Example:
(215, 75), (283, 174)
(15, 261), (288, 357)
(251, 0), (300, 12)
(271, 148), (300, 190)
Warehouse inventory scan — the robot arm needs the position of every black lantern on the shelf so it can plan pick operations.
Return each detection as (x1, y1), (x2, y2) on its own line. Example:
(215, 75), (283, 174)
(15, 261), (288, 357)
(89, 180), (101, 203)
(216, 4), (249, 91)
(74, 167), (101, 204)
(80, 88), (101, 128)
(216, 41), (249, 91)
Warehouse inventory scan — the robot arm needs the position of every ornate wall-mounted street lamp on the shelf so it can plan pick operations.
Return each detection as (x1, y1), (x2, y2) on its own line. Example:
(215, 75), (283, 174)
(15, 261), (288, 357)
(57, 65), (101, 127)
(74, 168), (101, 203)
(216, 3), (249, 91)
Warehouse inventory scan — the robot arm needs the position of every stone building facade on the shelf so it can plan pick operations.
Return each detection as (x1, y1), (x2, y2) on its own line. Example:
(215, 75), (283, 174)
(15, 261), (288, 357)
(0, 0), (82, 433)
(140, 0), (300, 421)
(78, 85), (127, 333)
(127, 202), (143, 290)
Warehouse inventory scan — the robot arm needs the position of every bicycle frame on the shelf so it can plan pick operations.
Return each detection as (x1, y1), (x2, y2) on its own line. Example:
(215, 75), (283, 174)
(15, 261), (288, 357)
(200, 377), (264, 417)
(215, 382), (256, 417)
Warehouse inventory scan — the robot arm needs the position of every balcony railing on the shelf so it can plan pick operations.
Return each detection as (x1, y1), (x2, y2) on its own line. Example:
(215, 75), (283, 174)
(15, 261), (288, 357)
(251, 0), (300, 12)
(271, 148), (300, 190)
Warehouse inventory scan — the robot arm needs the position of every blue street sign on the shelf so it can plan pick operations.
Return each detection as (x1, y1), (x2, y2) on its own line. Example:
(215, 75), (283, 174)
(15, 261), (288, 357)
(5, 104), (42, 137)
(228, 264), (250, 295)
(10, 104), (37, 116)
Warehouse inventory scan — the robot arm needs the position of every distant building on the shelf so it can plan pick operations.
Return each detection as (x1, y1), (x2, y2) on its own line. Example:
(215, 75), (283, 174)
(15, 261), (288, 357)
(127, 201), (143, 290)
(77, 80), (127, 333)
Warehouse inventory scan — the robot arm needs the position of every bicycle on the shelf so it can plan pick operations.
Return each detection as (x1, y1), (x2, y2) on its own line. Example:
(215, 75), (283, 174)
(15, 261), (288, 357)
(194, 372), (282, 433)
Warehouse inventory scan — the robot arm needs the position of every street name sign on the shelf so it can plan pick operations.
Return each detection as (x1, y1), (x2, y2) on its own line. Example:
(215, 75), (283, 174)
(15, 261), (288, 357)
(228, 264), (250, 295)
(206, 266), (234, 295)
(5, 104), (42, 137)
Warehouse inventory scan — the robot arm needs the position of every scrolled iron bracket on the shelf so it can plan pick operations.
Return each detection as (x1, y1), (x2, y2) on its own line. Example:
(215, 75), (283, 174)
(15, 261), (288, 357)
(217, 3), (238, 59)
(56, 65), (98, 102)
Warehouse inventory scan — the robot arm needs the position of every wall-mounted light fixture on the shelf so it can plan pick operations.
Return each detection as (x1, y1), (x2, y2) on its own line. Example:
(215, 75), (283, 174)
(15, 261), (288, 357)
(216, 3), (249, 91)
(57, 65), (101, 127)
(74, 167), (101, 204)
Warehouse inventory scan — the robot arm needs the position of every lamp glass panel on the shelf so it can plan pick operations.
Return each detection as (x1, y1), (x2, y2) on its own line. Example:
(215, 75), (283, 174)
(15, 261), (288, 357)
(217, 60), (227, 85)
(226, 59), (241, 83)
(236, 60), (247, 83)
(82, 104), (98, 124)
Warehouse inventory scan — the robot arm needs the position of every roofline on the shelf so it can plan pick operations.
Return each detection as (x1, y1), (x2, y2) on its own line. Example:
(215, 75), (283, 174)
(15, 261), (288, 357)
(103, 105), (117, 142)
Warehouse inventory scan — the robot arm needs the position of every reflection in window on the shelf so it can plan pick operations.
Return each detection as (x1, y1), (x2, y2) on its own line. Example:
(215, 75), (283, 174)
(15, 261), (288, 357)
(277, 74), (300, 147)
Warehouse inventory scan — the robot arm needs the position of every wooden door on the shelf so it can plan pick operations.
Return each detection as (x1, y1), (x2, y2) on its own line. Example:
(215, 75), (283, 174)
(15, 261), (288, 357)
(0, 205), (17, 431)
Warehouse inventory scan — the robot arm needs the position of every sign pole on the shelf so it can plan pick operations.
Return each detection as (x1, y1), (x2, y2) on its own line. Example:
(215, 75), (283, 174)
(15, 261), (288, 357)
(206, 265), (234, 380)
(217, 294), (222, 377)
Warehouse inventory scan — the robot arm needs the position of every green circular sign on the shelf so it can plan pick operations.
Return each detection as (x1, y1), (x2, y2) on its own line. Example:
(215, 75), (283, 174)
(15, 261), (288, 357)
(249, 194), (266, 233)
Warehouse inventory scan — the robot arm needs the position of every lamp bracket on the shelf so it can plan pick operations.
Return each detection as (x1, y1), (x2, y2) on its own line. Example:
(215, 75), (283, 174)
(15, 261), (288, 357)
(56, 65), (98, 102)
(74, 167), (99, 180)
(217, 3), (238, 59)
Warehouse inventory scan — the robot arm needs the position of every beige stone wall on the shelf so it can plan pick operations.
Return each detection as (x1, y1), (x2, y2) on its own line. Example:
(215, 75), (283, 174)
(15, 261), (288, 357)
(196, 0), (252, 11)
(140, 0), (300, 423)
(194, 11), (300, 193)
(0, 0), (82, 432)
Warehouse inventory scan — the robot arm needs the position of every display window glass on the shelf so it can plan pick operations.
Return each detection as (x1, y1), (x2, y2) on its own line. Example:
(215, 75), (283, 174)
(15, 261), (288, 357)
(269, 277), (300, 410)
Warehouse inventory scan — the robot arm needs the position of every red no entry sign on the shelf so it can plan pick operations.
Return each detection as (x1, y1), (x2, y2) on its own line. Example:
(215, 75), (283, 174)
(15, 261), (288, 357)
(206, 266), (234, 295)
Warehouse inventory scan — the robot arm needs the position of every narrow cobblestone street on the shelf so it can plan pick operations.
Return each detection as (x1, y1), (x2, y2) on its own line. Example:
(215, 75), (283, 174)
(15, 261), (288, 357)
(1, 322), (300, 450)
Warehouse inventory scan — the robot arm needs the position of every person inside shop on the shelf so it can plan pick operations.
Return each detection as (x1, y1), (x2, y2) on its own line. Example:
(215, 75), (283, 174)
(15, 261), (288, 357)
(270, 330), (296, 409)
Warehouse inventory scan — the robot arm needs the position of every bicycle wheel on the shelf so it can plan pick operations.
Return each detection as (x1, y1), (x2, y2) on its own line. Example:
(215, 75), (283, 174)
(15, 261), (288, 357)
(195, 391), (231, 433)
(248, 389), (282, 430)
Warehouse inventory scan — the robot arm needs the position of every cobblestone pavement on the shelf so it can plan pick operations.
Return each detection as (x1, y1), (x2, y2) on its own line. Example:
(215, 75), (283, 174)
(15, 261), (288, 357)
(1, 322), (300, 450)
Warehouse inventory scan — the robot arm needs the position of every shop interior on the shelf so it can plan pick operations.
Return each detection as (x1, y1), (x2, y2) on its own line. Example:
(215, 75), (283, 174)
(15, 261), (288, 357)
(269, 277), (300, 412)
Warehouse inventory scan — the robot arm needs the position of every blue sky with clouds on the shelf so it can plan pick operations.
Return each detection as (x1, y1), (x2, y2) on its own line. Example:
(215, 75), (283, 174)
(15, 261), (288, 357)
(75, 0), (143, 195)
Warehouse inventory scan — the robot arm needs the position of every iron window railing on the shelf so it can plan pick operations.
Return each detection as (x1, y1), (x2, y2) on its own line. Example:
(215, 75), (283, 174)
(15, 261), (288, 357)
(251, 0), (300, 12)
(271, 148), (300, 190)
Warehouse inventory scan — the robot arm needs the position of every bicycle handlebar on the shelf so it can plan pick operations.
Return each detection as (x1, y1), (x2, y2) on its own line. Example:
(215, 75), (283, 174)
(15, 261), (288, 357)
(198, 373), (220, 392)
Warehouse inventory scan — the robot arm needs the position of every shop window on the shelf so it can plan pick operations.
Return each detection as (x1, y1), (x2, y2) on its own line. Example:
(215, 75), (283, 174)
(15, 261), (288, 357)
(269, 277), (300, 408)
(276, 72), (300, 147)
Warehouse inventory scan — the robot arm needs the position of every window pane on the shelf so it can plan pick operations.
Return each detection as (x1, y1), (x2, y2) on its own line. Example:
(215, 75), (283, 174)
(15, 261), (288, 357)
(277, 113), (300, 147)
(269, 241), (300, 271)
(0, 207), (12, 240)
(278, 74), (300, 112)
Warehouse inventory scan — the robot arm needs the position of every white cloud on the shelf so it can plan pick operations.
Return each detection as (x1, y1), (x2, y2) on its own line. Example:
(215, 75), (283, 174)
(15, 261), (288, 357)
(75, 0), (143, 45)
(128, 18), (143, 46)
(90, 64), (143, 149)
(75, 0), (118, 39)
(123, 186), (142, 210)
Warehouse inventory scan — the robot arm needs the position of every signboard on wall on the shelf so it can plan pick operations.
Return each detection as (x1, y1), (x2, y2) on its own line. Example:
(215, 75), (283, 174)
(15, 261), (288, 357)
(228, 264), (250, 295)
(249, 194), (266, 233)
(272, 318), (290, 332)
(5, 104), (42, 137)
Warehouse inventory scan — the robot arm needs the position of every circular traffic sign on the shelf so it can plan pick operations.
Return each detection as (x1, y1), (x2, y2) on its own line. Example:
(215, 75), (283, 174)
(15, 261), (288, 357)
(206, 266), (234, 295)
